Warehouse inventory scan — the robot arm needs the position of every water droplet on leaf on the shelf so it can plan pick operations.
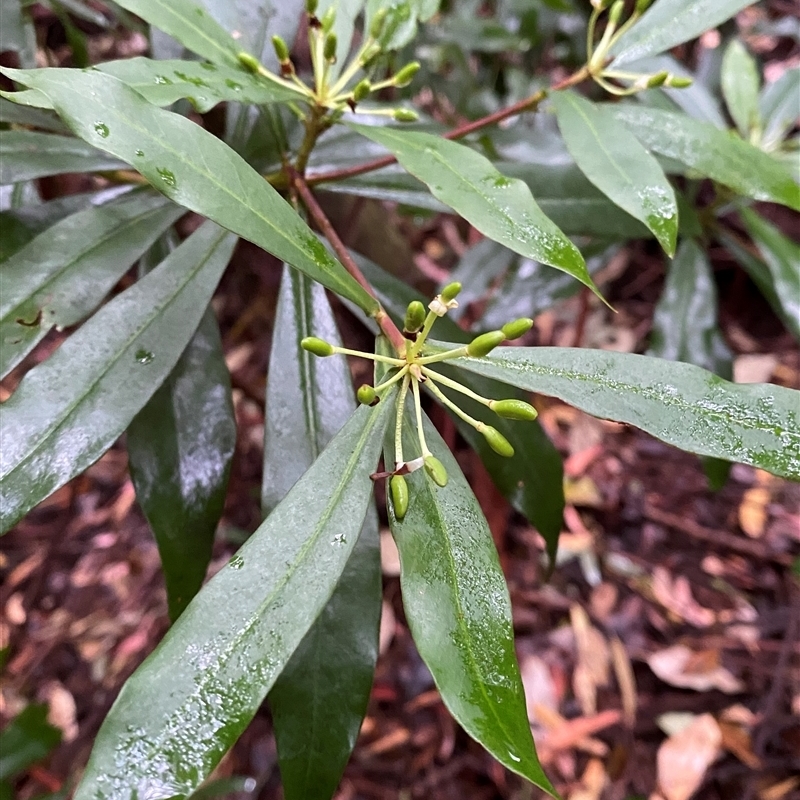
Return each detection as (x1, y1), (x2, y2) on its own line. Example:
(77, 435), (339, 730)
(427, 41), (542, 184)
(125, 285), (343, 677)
(154, 75), (173, 85)
(135, 349), (154, 364)
(229, 554), (245, 570)
(332, 533), (347, 545)
(157, 167), (177, 189)
(134, 149), (144, 157)
(94, 122), (109, 138)
(225, 79), (243, 91)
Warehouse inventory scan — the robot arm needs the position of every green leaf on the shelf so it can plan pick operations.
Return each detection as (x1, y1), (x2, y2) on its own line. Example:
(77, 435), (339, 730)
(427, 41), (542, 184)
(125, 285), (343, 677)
(0, 67), (379, 315)
(73, 400), (393, 800)
(608, 104), (800, 211)
(610, 0), (753, 66)
(739, 208), (800, 329)
(0, 0), (35, 66)
(127, 305), (236, 622)
(112, 0), (245, 68)
(347, 123), (602, 296)
(648, 239), (732, 378)
(0, 704), (61, 781)
(427, 342), (800, 480)
(264, 267), (382, 800)
(721, 40), (761, 138)
(0, 222), (237, 534)
(0, 96), (67, 132)
(0, 130), (125, 183)
(760, 67), (800, 150)
(551, 91), (678, 255)
(445, 239), (515, 321)
(386, 410), (555, 796)
(0, 189), (184, 379)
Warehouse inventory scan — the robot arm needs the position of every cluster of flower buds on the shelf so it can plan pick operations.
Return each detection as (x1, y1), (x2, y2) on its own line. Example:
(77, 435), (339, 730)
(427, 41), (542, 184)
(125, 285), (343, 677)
(238, 0), (421, 122)
(586, 0), (692, 95)
(301, 283), (538, 520)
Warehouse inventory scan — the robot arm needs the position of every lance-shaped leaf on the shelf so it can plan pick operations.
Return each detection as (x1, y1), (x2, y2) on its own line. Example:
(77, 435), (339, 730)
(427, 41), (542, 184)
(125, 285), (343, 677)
(551, 91), (678, 256)
(0, 96), (67, 132)
(386, 410), (555, 795)
(0, 130), (125, 183)
(609, 0), (753, 66)
(760, 67), (799, 150)
(721, 40), (761, 139)
(739, 208), (800, 332)
(72, 400), (393, 800)
(127, 305), (236, 622)
(0, 67), (379, 315)
(425, 342), (800, 480)
(112, 0), (245, 68)
(264, 267), (382, 800)
(0, 189), (184, 379)
(348, 123), (601, 297)
(607, 104), (800, 211)
(0, 222), (237, 534)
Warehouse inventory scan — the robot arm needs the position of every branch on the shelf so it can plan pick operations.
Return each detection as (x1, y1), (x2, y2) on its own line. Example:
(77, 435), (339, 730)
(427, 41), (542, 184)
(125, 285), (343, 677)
(290, 167), (407, 354)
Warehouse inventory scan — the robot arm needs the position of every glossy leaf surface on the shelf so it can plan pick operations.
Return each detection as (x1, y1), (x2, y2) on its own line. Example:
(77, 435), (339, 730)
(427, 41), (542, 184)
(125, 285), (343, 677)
(610, 0), (753, 66)
(0, 130), (124, 183)
(127, 306), (236, 622)
(427, 342), (800, 480)
(0, 189), (184, 379)
(73, 400), (393, 800)
(551, 91), (678, 255)
(0, 222), (237, 533)
(721, 40), (761, 138)
(264, 267), (381, 800)
(348, 124), (600, 295)
(386, 411), (555, 795)
(0, 67), (379, 314)
(608, 104), (800, 211)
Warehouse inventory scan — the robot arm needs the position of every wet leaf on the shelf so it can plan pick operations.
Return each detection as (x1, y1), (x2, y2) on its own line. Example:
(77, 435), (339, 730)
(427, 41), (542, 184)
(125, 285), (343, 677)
(721, 40), (761, 138)
(551, 91), (678, 255)
(0, 222), (237, 533)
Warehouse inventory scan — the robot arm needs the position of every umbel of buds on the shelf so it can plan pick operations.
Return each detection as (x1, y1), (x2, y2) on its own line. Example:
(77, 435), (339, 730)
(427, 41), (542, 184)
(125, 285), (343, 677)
(301, 284), (538, 520)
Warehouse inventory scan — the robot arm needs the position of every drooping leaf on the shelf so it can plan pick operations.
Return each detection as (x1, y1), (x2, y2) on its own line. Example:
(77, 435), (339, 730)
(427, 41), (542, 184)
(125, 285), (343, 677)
(0, 130), (125, 183)
(425, 342), (800, 480)
(0, 67), (380, 314)
(0, 96), (67, 132)
(72, 400), (393, 800)
(347, 123), (602, 296)
(551, 91), (678, 255)
(0, 222), (237, 534)
(609, 0), (753, 66)
(386, 410), (555, 796)
(721, 40), (761, 138)
(0, 188), (184, 379)
(648, 239), (732, 378)
(0, 704), (61, 781)
(264, 267), (382, 800)
(127, 304), (236, 622)
(760, 67), (800, 150)
(608, 104), (800, 211)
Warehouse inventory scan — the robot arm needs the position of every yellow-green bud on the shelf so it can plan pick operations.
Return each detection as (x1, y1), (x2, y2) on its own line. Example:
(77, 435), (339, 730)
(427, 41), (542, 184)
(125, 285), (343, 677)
(321, 6), (336, 32)
(360, 42), (382, 67)
(666, 74), (693, 88)
(357, 385), (378, 405)
(635, 0), (652, 13)
(301, 336), (334, 357)
(424, 455), (448, 487)
(404, 300), (426, 333)
(501, 318), (533, 340)
(466, 330), (505, 358)
(646, 70), (669, 88)
(324, 32), (338, 63)
(390, 474), (409, 519)
(369, 8), (388, 39)
(353, 78), (371, 102)
(440, 282), (462, 301)
(393, 108), (418, 122)
(393, 62), (420, 88)
(489, 399), (538, 421)
(481, 425), (515, 457)
(237, 52), (261, 74)
(608, 0), (624, 25)
(272, 35), (290, 63)
(305, 0), (318, 15)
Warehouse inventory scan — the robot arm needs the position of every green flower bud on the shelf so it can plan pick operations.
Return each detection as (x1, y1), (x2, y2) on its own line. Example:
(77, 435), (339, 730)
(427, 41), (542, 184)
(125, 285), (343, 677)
(321, 6), (336, 32)
(237, 51), (261, 74)
(489, 398), (538, 421)
(481, 425), (515, 457)
(501, 317), (533, 340)
(646, 70), (669, 88)
(393, 61), (420, 88)
(352, 78), (371, 102)
(369, 8), (388, 39)
(403, 300), (426, 333)
(272, 35), (290, 63)
(301, 336), (334, 357)
(424, 455), (448, 487)
(635, 0), (652, 13)
(357, 384), (378, 405)
(466, 330), (505, 358)
(305, 0), (318, 15)
(666, 74), (693, 88)
(440, 282), (462, 301)
(324, 32), (338, 63)
(359, 42), (382, 67)
(390, 474), (409, 519)
(608, 0), (624, 25)
(393, 108), (418, 122)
